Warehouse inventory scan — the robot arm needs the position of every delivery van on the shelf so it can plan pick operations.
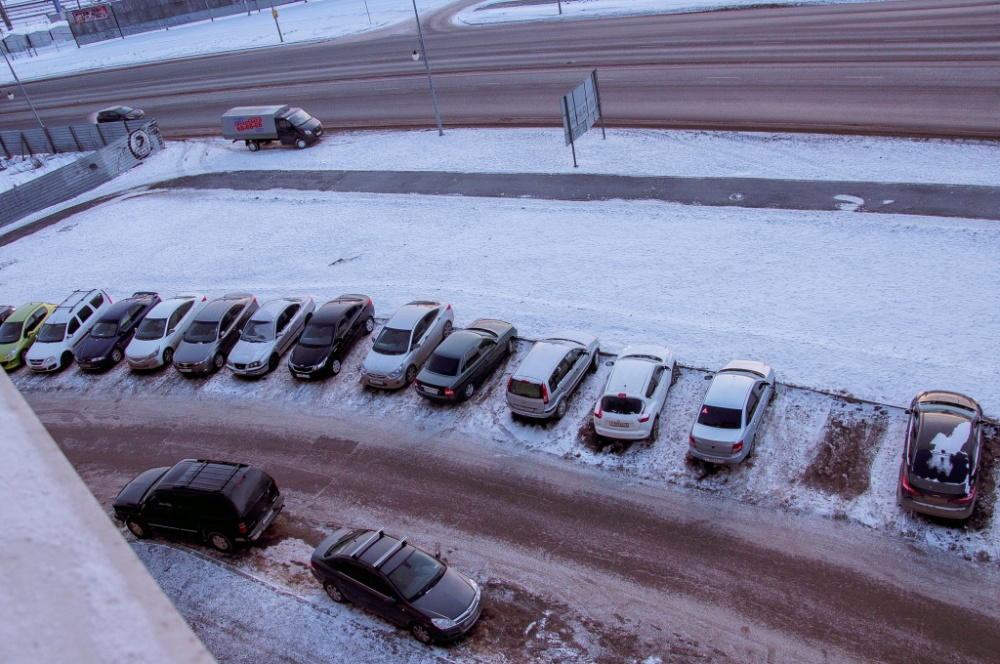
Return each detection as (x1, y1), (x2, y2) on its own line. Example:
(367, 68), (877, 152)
(221, 105), (323, 151)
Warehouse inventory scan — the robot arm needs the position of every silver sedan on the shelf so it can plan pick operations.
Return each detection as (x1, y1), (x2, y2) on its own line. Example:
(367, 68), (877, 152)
(227, 296), (316, 376)
(360, 300), (454, 389)
(689, 360), (775, 464)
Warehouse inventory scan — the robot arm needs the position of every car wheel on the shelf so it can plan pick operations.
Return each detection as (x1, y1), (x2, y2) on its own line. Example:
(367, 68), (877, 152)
(296, 138), (308, 149)
(208, 532), (234, 553)
(268, 354), (279, 373)
(212, 353), (225, 371)
(111, 347), (124, 364)
(60, 351), (74, 370)
(442, 320), (453, 338)
(506, 339), (515, 356)
(590, 350), (600, 373)
(162, 347), (174, 365)
(405, 364), (417, 384)
(555, 399), (568, 419)
(462, 383), (475, 400)
(324, 582), (347, 603)
(247, 140), (259, 152)
(410, 623), (434, 645)
(330, 357), (342, 375)
(18, 349), (27, 368)
(649, 414), (660, 442)
(363, 317), (375, 335)
(125, 517), (149, 539)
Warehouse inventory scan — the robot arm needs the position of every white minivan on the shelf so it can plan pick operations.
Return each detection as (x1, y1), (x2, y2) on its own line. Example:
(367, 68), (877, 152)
(27, 289), (113, 372)
(125, 294), (208, 370)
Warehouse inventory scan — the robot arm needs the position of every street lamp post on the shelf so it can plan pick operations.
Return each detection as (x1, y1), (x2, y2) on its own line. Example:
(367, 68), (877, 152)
(410, 0), (443, 136)
(1, 44), (44, 128)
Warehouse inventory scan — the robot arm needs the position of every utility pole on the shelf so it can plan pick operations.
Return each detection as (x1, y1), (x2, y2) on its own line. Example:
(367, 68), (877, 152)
(1, 44), (44, 128)
(410, 0), (443, 136)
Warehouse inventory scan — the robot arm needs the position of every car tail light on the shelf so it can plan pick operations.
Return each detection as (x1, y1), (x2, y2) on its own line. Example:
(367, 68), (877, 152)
(689, 435), (696, 447)
(618, 392), (626, 398)
(954, 487), (977, 505)
(542, 382), (549, 404)
(506, 376), (513, 391)
(446, 304), (451, 310)
(900, 471), (921, 497)
(638, 412), (650, 423)
(444, 388), (455, 397)
(310, 561), (317, 573)
(732, 441), (743, 454)
(367, 298), (372, 306)
(594, 403), (602, 418)
(238, 522), (248, 535)
(202, 296), (207, 301)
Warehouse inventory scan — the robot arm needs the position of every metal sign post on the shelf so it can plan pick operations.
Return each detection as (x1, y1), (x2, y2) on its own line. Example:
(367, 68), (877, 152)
(560, 69), (605, 167)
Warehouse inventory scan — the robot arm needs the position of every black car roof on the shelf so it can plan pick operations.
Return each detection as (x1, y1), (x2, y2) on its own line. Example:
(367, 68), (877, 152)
(158, 459), (250, 493)
(96, 296), (150, 321)
(197, 297), (248, 321)
(311, 302), (354, 324)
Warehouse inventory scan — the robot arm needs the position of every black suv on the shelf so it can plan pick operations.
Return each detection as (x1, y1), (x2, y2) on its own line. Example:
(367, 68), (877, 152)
(310, 528), (482, 644)
(74, 291), (160, 371)
(288, 294), (375, 379)
(113, 459), (284, 553)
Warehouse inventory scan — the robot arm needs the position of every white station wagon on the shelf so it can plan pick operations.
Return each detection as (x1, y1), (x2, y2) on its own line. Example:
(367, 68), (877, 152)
(26, 288), (113, 372)
(593, 344), (675, 441)
(125, 294), (208, 370)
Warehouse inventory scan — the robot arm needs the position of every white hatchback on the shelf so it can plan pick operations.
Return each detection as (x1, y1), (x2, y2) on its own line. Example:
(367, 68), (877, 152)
(125, 294), (208, 370)
(592, 344), (675, 441)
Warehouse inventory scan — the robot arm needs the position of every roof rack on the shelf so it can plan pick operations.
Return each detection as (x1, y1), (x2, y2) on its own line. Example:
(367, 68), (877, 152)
(373, 537), (407, 569)
(179, 460), (242, 492)
(351, 528), (384, 559)
(55, 289), (97, 310)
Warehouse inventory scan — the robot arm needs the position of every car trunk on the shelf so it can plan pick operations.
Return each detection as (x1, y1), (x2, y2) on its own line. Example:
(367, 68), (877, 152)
(507, 379), (545, 414)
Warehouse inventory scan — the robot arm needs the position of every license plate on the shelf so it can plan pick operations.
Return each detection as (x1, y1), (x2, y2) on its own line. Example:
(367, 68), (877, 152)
(368, 378), (385, 386)
(423, 386), (440, 395)
(295, 373), (309, 379)
(609, 420), (630, 428)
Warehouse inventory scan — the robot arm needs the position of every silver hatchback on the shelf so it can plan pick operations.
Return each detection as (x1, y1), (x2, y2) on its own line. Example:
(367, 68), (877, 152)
(506, 330), (599, 419)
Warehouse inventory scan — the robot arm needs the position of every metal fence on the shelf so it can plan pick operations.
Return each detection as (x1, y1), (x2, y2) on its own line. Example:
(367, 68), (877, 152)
(0, 119), (164, 229)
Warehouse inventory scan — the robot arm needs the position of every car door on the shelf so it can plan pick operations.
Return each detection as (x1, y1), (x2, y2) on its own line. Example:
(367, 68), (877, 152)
(166, 300), (194, 344)
(563, 348), (588, 395)
(647, 364), (668, 415)
(334, 562), (409, 624)
(462, 344), (486, 386)
(142, 491), (199, 535)
(410, 311), (437, 365)
(274, 304), (299, 355)
(22, 306), (48, 343)
(344, 304), (363, 345)
(118, 304), (144, 348)
(218, 305), (242, 355)
(743, 382), (768, 446)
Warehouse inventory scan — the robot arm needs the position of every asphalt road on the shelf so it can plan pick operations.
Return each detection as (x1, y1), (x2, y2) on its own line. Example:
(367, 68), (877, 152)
(27, 389), (1000, 663)
(7, 0), (999, 138)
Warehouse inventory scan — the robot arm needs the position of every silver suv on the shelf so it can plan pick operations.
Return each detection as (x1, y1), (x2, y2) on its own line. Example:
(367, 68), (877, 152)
(506, 330), (600, 419)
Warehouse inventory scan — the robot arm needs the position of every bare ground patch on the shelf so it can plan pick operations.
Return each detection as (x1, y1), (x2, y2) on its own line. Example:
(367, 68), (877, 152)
(802, 401), (889, 500)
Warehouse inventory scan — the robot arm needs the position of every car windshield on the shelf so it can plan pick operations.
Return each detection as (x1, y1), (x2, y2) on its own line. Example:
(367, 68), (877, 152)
(698, 405), (743, 429)
(37, 322), (66, 343)
(386, 549), (445, 601)
(184, 321), (219, 343)
(300, 323), (335, 347)
(89, 320), (118, 339)
(601, 395), (643, 415)
(0, 321), (23, 344)
(135, 317), (166, 341)
(509, 379), (542, 399)
(285, 110), (312, 126)
(373, 327), (410, 355)
(241, 320), (273, 343)
(426, 353), (460, 376)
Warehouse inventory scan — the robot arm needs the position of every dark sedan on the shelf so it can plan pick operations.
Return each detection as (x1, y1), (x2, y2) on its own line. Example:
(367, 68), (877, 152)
(73, 292), (160, 371)
(287, 294), (374, 379)
(96, 105), (145, 122)
(897, 390), (985, 520)
(414, 318), (516, 402)
(310, 528), (482, 644)
(173, 293), (259, 375)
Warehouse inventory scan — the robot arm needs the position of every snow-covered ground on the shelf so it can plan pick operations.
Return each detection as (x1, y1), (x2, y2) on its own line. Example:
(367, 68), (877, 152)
(0, 153), (90, 193)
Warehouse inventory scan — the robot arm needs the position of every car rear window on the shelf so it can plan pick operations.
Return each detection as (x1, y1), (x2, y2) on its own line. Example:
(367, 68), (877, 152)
(227, 468), (272, 516)
(509, 379), (542, 399)
(601, 395), (643, 415)
(913, 450), (971, 487)
(426, 353), (459, 376)
(698, 405), (743, 429)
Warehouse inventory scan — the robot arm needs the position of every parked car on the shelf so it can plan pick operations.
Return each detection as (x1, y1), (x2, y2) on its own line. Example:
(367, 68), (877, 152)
(688, 360), (776, 464)
(112, 458), (284, 553)
(592, 345), (675, 441)
(26, 289), (113, 372)
(173, 293), (259, 375)
(0, 301), (56, 371)
(228, 296), (315, 376)
(287, 295), (374, 379)
(96, 105), (144, 123)
(310, 528), (482, 644)
(74, 292), (161, 371)
(125, 294), (208, 370)
(506, 330), (600, 420)
(897, 391), (984, 520)
(414, 319), (517, 403)
(0, 305), (14, 324)
(361, 300), (454, 389)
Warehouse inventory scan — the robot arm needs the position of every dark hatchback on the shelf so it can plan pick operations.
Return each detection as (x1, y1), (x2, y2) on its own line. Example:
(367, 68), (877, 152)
(897, 390), (985, 520)
(414, 318), (516, 402)
(288, 294), (374, 379)
(73, 291), (160, 371)
(174, 292), (259, 375)
(113, 458), (284, 553)
(310, 528), (482, 644)
(97, 105), (145, 122)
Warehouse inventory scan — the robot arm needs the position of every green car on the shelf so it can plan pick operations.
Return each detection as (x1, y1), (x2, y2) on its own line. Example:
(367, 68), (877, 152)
(0, 302), (56, 371)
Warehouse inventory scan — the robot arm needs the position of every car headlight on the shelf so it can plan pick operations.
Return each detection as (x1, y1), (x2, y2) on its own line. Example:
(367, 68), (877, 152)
(431, 618), (456, 630)
(304, 130), (313, 136)
(44, 356), (56, 365)
(3, 349), (16, 361)
(387, 365), (404, 378)
(248, 360), (262, 368)
(93, 356), (106, 362)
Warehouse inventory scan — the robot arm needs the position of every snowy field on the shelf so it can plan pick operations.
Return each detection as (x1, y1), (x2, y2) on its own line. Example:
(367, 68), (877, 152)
(1, 0), (903, 82)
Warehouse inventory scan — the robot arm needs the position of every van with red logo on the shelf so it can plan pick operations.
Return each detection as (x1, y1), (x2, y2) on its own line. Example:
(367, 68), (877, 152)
(221, 104), (323, 151)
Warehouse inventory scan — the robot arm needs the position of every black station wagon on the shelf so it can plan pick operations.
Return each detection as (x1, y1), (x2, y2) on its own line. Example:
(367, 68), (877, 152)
(113, 458), (284, 553)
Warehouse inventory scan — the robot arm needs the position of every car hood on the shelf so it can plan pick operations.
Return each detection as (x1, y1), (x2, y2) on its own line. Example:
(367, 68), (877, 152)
(362, 349), (406, 374)
(691, 421), (743, 444)
(410, 568), (476, 620)
(113, 466), (169, 510)
(174, 340), (217, 363)
(75, 335), (117, 359)
(290, 343), (329, 367)
(228, 340), (274, 365)
(27, 340), (63, 359)
(126, 337), (162, 357)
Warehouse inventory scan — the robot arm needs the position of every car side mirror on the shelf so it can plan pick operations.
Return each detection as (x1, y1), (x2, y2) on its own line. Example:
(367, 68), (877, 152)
(411, 342), (420, 351)
(167, 328), (175, 335)
(904, 409), (912, 415)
